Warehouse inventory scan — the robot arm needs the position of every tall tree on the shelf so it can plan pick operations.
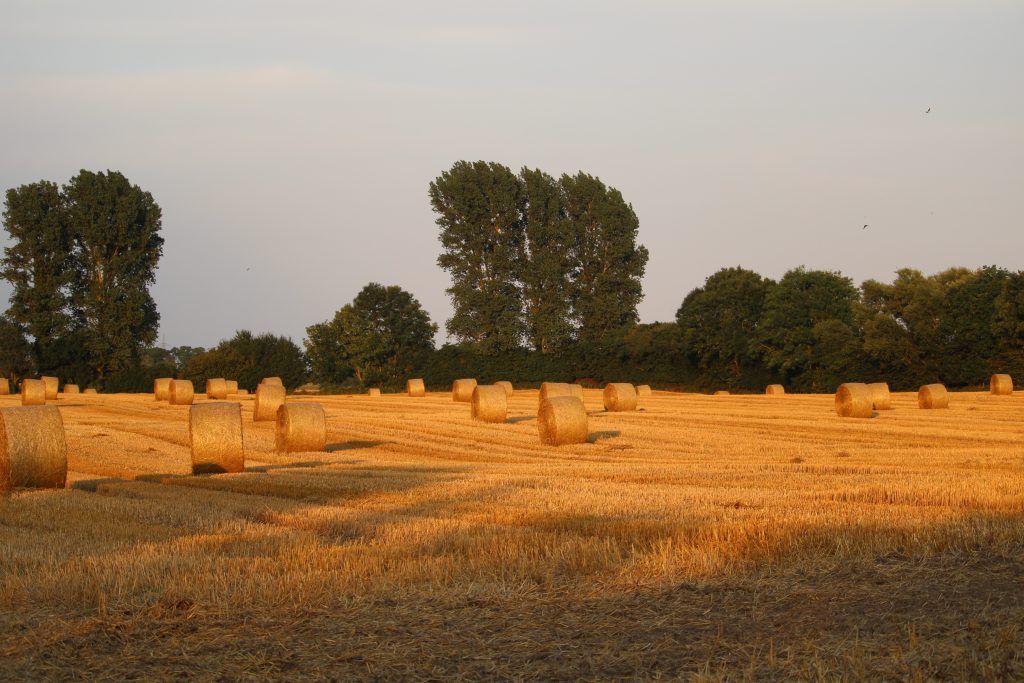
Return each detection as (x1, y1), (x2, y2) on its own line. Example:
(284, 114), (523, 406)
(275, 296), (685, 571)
(937, 265), (1008, 385)
(561, 172), (648, 341)
(993, 270), (1024, 378)
(0, 315), (34, 382)
(430, 161), (525, 352)
(65, 170), (163, 380)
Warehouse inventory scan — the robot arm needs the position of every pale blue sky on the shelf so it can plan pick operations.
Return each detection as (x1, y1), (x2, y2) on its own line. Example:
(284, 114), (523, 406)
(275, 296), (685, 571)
(2, 1), (1022, 349)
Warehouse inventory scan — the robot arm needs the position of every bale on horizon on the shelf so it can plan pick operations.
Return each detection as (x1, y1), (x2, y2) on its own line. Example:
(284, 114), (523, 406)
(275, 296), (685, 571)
(765, 384), (785, 396)
(368, 388), (382, 397)
(0, 379), (8, 396)
(206, 378), (228, 400)
(452, 378), (477, 402)
(20, 379), (46, 406)
(169, 380), (194, 406)
(603, 383), (638, 412)
(154, 377), (172, 401)
(41, 376), (58, 400)
(225, 380), (239, 394)
(990, 374), (1013, 395)
(62, 385), (80, 395)
(0, 406), (67, 491)
(636, 385), (652, 397)
(261, 377), (283, 387)
(918, 384), (949, 409)
(406, 378), (425, 397)
(835, 383), (873, 418)
(538, 382), (583, 409)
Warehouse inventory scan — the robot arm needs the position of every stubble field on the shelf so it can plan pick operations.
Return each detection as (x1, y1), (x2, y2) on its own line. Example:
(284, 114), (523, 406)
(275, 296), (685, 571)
(1, 388), (1022, 680)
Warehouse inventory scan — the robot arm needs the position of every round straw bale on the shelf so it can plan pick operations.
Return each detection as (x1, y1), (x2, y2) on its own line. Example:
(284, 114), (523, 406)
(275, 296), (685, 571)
(0, 379), (10, 396)
(206, 378), (228, 400)
(254, 383), (286, 421)
(835, 383), (873, 418)
(636, 385), (652, 397)
(261, 377), (283, 387)
(189, 402), (244, 474)
(990, 374), (1013, 396)
(20, 379), (46, 406)
(714, 390), (730, 396)
(538, 382), (582, 409)
(0, 406), (67, 490)
(918, 383), (949, 409)
(452, 378), (477, 402)
(41, 376), (58, 400)
(406, 378), (425, 397)
(368, 388), (381, 397)
(62, 384), (80, 395)
(765, 384), (785, 396)
(275, 403), (326, 453)
(603, 383), (638, 412)
(154, 377), (172, 401)
(538, 396), (588, 446)
(169, 379), (194, 406)
(868, 382), (892, 410)
(83, 388), (97, 395)
(495, 381), (513, 397)
(225, 380), (239, 394)
(471, 385), (508, 423)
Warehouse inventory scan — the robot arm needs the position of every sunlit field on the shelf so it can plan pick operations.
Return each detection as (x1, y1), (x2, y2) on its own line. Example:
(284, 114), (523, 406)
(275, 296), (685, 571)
(2, 389), (1022, 680)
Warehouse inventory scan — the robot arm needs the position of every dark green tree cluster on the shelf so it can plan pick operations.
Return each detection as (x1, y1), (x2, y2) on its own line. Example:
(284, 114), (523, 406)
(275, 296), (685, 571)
(1, 170), (163, 386)
(184, 331), (307, 390)
(430, 161), (648, 353)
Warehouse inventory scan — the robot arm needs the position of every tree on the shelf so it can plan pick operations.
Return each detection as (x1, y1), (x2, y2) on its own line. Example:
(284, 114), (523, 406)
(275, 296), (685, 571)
(561, 172), (648, 341)
(993, 271), (1024, 378)
(185, 331), (307, 390)
(676, 267), (773, 387)
(305, 283), (436, 387)
(430, 161), (525, 352)
(937, 265), (1008, 385)
(0, 315), (33, 382)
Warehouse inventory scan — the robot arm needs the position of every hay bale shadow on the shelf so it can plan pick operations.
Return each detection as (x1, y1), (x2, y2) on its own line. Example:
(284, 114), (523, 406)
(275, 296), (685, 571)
(587, 430), (621, 443)
(326, 440), (388, 452)
(506, 415), (536, 424)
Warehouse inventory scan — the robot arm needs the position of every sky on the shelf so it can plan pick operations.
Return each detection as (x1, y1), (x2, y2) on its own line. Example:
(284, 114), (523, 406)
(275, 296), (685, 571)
(1, 1), (1022, 349)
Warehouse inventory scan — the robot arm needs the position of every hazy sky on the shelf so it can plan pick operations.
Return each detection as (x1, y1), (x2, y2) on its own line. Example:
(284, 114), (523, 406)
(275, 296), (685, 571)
(2, 1), (1022, 349)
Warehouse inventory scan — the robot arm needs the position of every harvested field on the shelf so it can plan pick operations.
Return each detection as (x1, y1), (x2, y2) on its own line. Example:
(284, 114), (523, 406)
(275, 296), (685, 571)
(1, 389), (1023, 680)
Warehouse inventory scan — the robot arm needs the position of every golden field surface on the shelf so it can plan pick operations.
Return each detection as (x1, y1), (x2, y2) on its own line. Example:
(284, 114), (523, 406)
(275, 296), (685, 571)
(1, 388), (1023, 680)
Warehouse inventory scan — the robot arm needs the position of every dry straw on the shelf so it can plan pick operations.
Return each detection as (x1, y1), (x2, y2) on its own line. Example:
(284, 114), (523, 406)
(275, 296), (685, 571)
(368, 388), (382, 397)
(261, 377), (283, 387)
(275, 403), (326, 453)
(0, 406), (67, 491)
(83, 388), (97, 395)
(41, 376), (58, 400)
(225, 380), (239, 394)
(236, 388), (249, 396)
(154, 377), (172, 401)
(990, 374), (1013, 396)
(62, 384), (80, 395)
(471, 385), (508, 423)
(189, 402), (244, 474)
(0, 379), (8, 396)
(765, 384), (785, 396)
(636, 385), (652, 397)
(407, 378), (426, 397)
(835, 383), (874, 418)
(495, 381), (514, 398)
(868, 382), (892, 410)
(538, 396), (588, 446)
(538, 382), (584, 409)
(452, 378), (478, 402)
(254, 383), (286, 421)
(206, 378), (228, 400)
(21, 379), (46, 406)
(918, 383), (949, 409)
(603, 383), (638, 412)
(169, 380), (194, 406)
(714, 390), (730, 396)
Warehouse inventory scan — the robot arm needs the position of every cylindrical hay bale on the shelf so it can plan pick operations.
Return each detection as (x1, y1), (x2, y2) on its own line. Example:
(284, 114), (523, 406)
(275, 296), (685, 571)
(0, 379), (10, 396)
(275, 403), (326, 453)
(83, 388), (98, 395)
(236, 388), (249, 396)
(538, 396), (588, 446)
(494, 381), (513, 398)
(169, 380), (194, 406)
(261, 377), (283, 387)
(189, 403), (244, 474)
(636, 385), (652, 397)
(62, 384), (80, 395)
(206, 378), (228, 400)
(538, 382), (580, 409)
(254, 383), (286, 421)
(0, 406), (67, 490)
(225, 380), (239, 394)
(41, 376), (58, 400)
(868, 382), (892, 410)
(990, 374), (1013, 396)
(835, 383), (873, 418)
(918, 383), (949, 409)
(765, 384), (785, 396)
(603, 383), (638, 412)
(154, 377), (172, 401)
(20, 379), (46, 406)
(714, 390), (730, 396)
(471, 385), (508, 423)
(368, 388), (382, 397)
(406, 378), (425, 397)
(452, 378), (477, 402)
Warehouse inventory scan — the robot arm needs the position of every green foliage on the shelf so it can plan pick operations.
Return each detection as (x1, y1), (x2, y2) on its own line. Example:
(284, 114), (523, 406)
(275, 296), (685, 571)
(185, 331), (307, 390)
(937, 266), (1008, 386)
(993, 271), (1024, 378)
(0, 315), (34, 381)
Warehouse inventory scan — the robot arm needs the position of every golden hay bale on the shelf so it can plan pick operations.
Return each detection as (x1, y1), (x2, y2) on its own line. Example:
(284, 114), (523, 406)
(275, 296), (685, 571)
(603, 383), (638, 412)
(41, 376), (58, 400)
(868, 382), (892, 410)
(452, 378), (477, 402)
(538, 396), (588, 446)
(206, 378), (228, 400)
(20, 379), (46, 406)
(236, 388), (249, 396)
(765, 384), (785, 396)
(275, 403), (326, 453)
(835, 383), (874, 418)
(189, 403), (244, 474)
(169, 380), (194, 406)
(83, 388), (97, 395)
(225, 380), (239, 394)
(261, 377), (283, 387)
(714, 390), (730, 396)
(0, 406), (67, 490)
(406, 378), (426, 397)
(495, 381), (514, 397)
(62, 384), (80, 395)
(990, 374), (1013, 396)
(538, 382), (583, 408)
(471, 385), (508, 423)
(154, 377), (172, 401)
(636, 385), (652, 397)
(0, 379), (9, 396)
(918, 383), (949, 409)
(368, 388), (382, 397)
(254, 383), (286, 421)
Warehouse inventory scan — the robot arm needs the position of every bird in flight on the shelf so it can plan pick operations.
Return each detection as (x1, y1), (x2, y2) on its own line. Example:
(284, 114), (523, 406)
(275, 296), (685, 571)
(925, 107), (931, 114)
(862, 224), (869, 230)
